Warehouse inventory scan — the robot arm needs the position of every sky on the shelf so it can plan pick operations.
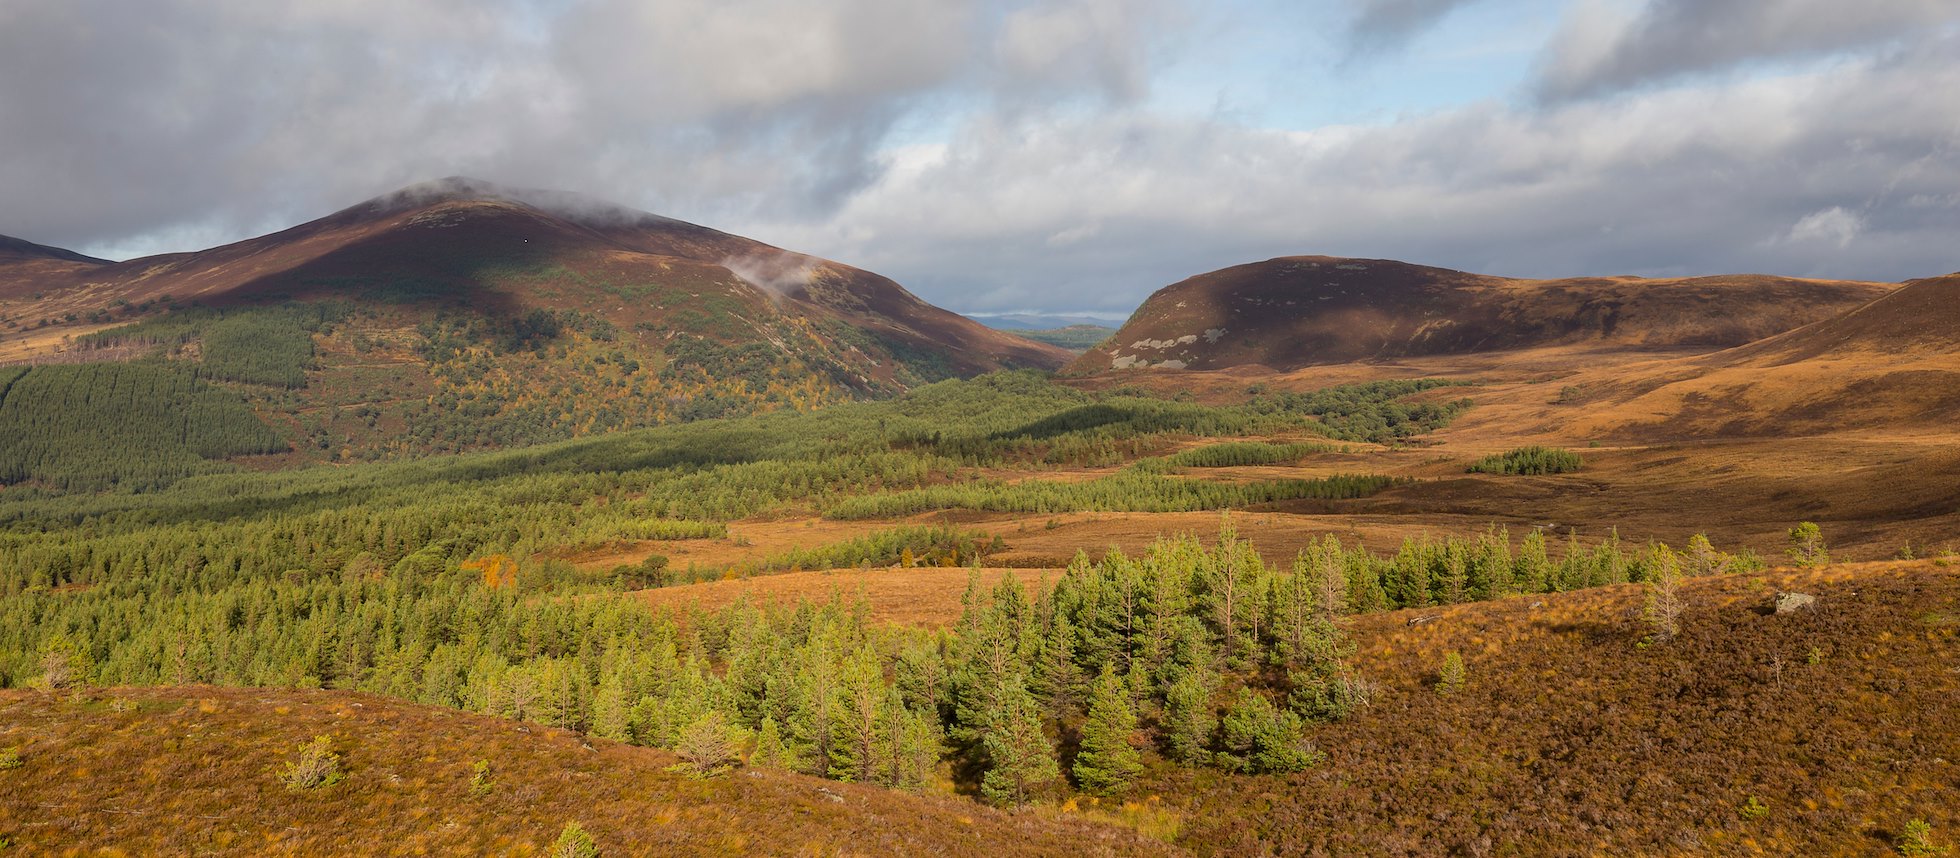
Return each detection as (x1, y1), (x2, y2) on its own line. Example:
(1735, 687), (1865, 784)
(2, 0), (1957, 318)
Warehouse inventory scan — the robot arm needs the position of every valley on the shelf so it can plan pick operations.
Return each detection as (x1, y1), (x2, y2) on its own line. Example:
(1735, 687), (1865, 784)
(1, 185), (1958, 857)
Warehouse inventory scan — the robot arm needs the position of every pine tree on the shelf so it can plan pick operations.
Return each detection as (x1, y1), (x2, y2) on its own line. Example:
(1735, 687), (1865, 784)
(1642, 547), (1684, 643)
(1516, 529), (1552, 593)
(1073, 665), (1143, 796)
(878, 686), (939, 790)
(674, 710), (744, 778)
(590, 672), (631, 742)
(1160, 672), (1216, 765)
(749, 715), (790, 770)
(1029, 613), (1086, 717)
(1788, 522), (1829, 568)
(979, 675), (1059, 808)
(828, 645), (883, 782)
(1217, 693), (1319, 775)
(550, 821), (601, 858)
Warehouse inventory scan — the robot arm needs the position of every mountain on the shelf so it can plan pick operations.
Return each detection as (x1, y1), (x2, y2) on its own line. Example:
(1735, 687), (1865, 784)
(1066, 255), (1895, 373)
(2, 177), (1066, 378)
(0, 178), (1070, 470)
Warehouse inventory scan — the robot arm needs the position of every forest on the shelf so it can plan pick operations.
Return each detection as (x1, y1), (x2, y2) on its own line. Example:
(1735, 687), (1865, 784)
(7, 515), (1756, 805)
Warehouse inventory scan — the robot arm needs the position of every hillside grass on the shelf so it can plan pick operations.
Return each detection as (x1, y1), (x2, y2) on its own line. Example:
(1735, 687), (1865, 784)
(0, 687), (1173, 857)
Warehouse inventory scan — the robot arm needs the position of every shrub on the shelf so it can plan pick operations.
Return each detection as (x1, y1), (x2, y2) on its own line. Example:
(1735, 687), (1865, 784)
(1738, 795), (1769, 821)
(1788, 522), (1830, 568)
(279, 735), (344, 791)
(0, 747), (21, 770)
(468, 759), (493, 797)
(1899, 819), (1945, 857)
(1466, 446), (1582, 476)
(1435, 652), (1466, 695)
(551, 821), (601, 858)
(672, 712), (742, 778)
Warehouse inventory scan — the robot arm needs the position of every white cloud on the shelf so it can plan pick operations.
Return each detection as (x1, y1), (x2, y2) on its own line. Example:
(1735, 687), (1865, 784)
(1780, 207), (1865, 249)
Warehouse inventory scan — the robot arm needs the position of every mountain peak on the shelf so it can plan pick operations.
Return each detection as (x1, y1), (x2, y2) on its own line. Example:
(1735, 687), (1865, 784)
(347, 176), (682, 232)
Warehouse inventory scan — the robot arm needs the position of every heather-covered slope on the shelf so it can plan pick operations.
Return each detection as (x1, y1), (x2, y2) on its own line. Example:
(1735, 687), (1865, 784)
(1069, 256), (1891, 373)
(0, 686), (1172, 857)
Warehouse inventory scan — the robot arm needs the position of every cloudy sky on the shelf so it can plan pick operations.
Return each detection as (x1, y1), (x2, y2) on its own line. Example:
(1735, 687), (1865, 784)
(3, 0), (1957, 317)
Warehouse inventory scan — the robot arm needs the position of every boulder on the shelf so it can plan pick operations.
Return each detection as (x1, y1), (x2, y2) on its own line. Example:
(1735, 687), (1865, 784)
(1771, 592), (1816, 615)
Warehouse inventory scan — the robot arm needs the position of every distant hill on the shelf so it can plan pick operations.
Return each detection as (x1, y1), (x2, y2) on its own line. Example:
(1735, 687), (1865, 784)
(0, 234), (108, 265)
(0, 178), (1070, 477)
(1067, 255), (1894, 373)
(999, 324), (1116, 352)
(0, 234), (109, 294)
(971, 312), (1127, 330)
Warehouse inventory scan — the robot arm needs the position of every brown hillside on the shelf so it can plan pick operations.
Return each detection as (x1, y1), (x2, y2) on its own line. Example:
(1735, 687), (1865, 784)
(0, 234), (109, 295)
(1173, 561), (1960, 856)
(0, 177), (1067, 377)
(1067, 255), (1892, 373)
(0, 686), (1173, 857)
(622, 557), (1960, 855)
(1544, 273), (1960, 439)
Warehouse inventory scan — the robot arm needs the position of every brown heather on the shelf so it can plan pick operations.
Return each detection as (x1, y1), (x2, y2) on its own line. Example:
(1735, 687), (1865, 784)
(0, 687), (1174, 857)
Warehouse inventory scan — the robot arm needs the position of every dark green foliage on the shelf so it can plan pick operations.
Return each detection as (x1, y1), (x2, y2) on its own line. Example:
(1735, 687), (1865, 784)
(1160, 673), (1216, 765)
(0, 362), (284, 490)
(979, 675), (1060, 807)
(1152, 441), (1334, 469)
(1073, 665), (1143, 795)
(1216, 693), (1321, 775)
(80, 303), (346, 388)
(1248, 379), (1473, 443)
(1467, 446), (1583, 475)
(752, 526), (1001, 572)
(824, 473), (1397, 520)
(1788, 522), (1829, 567)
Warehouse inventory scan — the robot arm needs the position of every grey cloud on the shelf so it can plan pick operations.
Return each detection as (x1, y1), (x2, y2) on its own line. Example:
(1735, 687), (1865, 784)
(1347, 0), (1484, 54)
(0, 0), (1184, 256)
(760, 34), (1960, 314)
(1536, 0), (1960, 102)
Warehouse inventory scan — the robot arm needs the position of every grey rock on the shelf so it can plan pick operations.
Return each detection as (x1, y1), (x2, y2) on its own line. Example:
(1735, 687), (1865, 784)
(1771, 592), (1816, 615)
